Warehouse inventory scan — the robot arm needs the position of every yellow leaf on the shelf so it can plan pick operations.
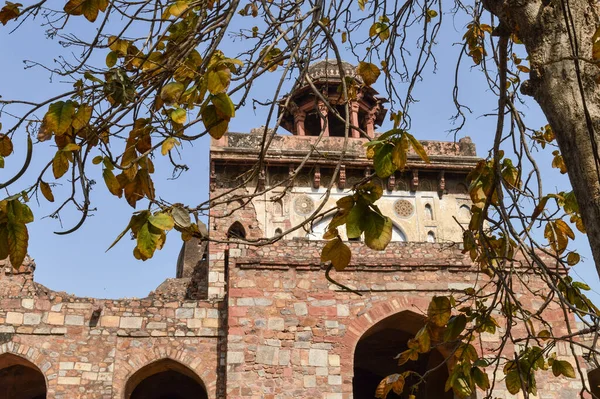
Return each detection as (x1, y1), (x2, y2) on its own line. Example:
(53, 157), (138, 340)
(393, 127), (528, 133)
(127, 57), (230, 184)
(321, 237), (352, 271)
(136, 221), (160, 259)
(552, 360), (575, 378)
(207, 66), (231, 94)
(427, 296), (451, 327)
(160, 82), (185, 106)
(168, 0), (188, 17)
(45, 101), (76, 136)
(52, 151), (70, 179)
(0, 134), (13, 157)
(72, 105), (93, 131)
(357, 61), (380, 86)
(171, 108), (187, 124)
(40, 181), (54, 202)
(357, 0), (367, 11)
(64, 0), (109, 22)
(149, 212), (174, 231)
(0, 2), (21, 25)
(103, 168), (122, 197)
(161, 137), (180, 156)
(405, 132), (430, 163)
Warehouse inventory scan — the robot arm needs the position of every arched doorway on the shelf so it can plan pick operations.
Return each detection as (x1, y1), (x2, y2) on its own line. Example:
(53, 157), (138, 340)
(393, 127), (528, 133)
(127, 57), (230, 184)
(353, 311), (453, 399)
(125, 359), (208, 399)
(0, 353), (47, 399)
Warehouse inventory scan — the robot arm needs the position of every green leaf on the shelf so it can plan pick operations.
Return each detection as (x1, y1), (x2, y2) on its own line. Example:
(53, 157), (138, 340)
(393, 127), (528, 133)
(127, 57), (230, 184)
(6, 220), (28, 268)
(202, 104), (229, 139)
(160, 82), (185, 106)
(427, 296), (452, 327)
(148, 212), (175, 231)
(136, 221), (160, 259)
(357, 182), (383, 204)
(443, 314), (466, 342)
(392, 136), (409, 170)
(45, 101), (76, 136)
(505, 370), (521, 394)
(211, 93), (235, 118)
(472, 367), (490, 390)
(106, 51), (118, 68)
(373, 143), (395, 178)
(363, 211), (392, 250)
(61, 143), (81, 152)
(357, 61), (380, 86)
(346, 203), (365, 239)
(7, 199), (33, 224)
(321, 237), (352, 271)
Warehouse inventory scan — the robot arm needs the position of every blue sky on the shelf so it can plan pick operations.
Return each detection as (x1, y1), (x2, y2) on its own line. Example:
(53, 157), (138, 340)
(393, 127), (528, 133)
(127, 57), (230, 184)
(0, 6), (597, 303)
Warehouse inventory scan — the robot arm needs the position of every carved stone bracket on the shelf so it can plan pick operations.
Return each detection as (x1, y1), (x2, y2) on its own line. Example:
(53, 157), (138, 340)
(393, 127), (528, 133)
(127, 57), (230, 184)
(411, 170), (419, 191)
(258, 167), (266, 191)
(210, 161), (216, 192)
(387, 173), (395, 192)
(288, 165), (295, 188)
(338, 165), (346, 189)
(438, 171), (446, 197)
(313, 166), (321, 189)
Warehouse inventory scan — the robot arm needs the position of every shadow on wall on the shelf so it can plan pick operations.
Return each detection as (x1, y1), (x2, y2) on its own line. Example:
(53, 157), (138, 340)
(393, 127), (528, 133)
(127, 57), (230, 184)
(353, 311), (453, 399)
(125, 358), (208, 399)
(0, 353), (46, 399)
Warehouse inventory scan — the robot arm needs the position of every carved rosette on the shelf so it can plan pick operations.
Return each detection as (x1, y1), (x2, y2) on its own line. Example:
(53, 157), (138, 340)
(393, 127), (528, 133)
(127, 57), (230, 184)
(393, 199), (415, 218)
(294, 195), (315, 215)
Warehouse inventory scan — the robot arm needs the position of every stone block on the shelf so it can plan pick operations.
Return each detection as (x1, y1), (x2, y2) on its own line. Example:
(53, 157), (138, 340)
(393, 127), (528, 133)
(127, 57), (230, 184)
(227, 352), (245, 364)
(308, 349), (328, 367)
(46, 312), (64, 325)
(23, 313), (41, 325)
(119, 317), (143, 329)
(21, 299), (34, 309)
(57, 376), (80, 385)
(100, 316), (120, 327)
(65, 315), (85, 326)
(6, 312), (23, 324)
(256, 345), (278, 365)
(146, 322), (167, 329)
(294, 302), (308, 316)
(267, 317), (285, 331)
(175, 307), (194, 318)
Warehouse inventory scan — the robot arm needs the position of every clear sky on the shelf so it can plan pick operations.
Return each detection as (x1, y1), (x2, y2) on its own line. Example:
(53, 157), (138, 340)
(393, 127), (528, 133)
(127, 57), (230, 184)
(0, 6), (597, 304)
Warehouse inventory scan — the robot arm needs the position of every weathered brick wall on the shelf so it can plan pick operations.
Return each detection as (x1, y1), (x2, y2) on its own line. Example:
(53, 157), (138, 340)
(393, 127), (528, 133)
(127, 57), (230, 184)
(224, 240), (584, 399)
(0, 260), (223, 399)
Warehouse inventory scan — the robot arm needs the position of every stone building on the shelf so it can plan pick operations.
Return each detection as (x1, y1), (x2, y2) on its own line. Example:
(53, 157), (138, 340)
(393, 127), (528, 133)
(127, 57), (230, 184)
(0, 61), (586, 398)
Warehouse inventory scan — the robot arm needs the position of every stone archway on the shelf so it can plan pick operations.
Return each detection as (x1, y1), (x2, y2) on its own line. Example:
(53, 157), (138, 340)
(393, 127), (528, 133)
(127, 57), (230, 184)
(125, 358), (209, 399)
(352, 311), (453, 399)
(0, 353), (47, 399)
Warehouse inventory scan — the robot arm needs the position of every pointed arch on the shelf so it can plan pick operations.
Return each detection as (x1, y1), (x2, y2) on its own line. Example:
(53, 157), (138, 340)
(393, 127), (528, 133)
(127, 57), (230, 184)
(353, 311), (452, 399)
(227, 221), (247, 239)
(125, 358), (208, 399)
(0, 353), (47, 399)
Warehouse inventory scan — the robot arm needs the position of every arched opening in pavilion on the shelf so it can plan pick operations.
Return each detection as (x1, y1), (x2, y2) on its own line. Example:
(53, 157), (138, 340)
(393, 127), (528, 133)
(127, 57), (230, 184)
(353, 311), (453, 399)
(0, 353), (46, 399)
(125, 359), (208, 399)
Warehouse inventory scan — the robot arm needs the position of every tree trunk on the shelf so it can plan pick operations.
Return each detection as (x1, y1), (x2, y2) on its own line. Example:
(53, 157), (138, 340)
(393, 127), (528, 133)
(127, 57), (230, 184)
(484, 0), (600, 276)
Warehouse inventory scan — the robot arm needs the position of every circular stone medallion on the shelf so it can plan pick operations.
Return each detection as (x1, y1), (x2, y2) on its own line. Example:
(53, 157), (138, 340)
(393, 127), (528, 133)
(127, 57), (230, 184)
(294, 195), (315, 215)
(394, 199), (414, 218)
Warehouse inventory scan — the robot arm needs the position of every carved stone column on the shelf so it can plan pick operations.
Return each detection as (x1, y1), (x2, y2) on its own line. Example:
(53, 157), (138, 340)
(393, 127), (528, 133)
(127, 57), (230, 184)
(294, 111), (306, 136)
(350, 101), (360, 138)
(317, 101), (329, 137)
